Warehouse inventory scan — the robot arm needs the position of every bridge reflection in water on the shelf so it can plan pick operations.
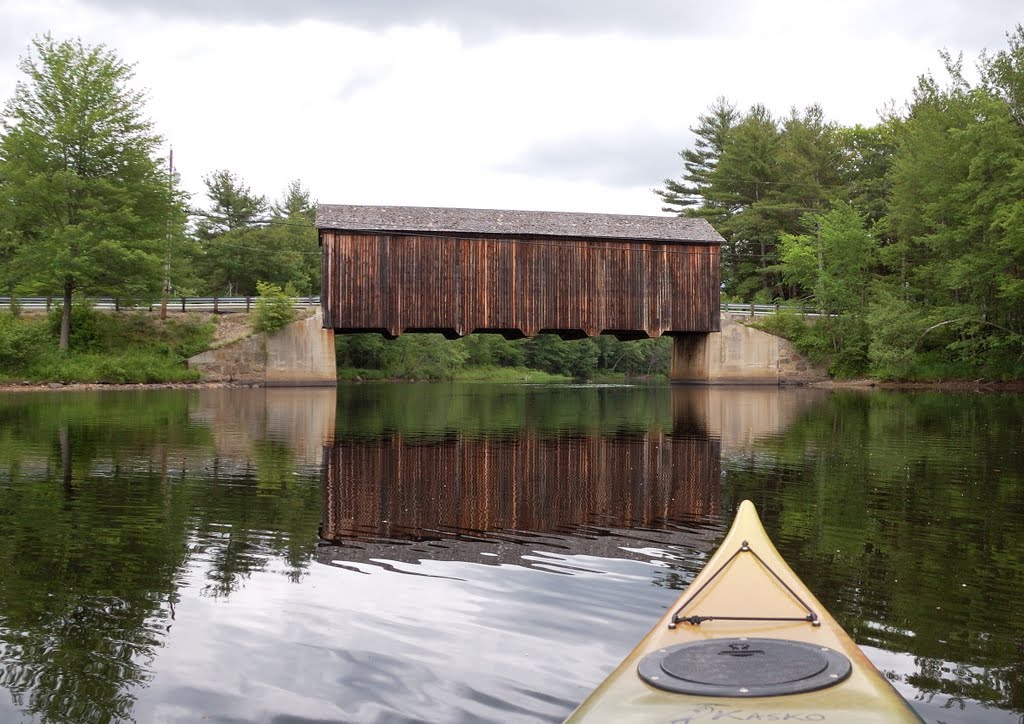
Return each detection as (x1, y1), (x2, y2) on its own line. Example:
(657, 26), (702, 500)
(322, 431), (720, 543)
(318, 386), (827, 562)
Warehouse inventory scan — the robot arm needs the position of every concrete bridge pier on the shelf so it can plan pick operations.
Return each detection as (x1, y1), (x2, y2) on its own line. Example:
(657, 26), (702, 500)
(669, 333), (712, 384)
(669, 315), (828, 385)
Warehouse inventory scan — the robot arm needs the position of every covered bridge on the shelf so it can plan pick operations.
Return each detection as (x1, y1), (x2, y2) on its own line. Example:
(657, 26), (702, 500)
(316, 204), (723, 342)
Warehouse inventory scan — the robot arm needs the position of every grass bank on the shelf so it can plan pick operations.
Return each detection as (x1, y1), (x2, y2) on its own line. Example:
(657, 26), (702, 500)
(0, 308), (215, 384)
(336, 366), (671, 384)
(337, 366), (573, 383)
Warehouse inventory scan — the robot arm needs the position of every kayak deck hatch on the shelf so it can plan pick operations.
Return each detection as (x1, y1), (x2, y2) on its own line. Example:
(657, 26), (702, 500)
(637, 637), (852, 696)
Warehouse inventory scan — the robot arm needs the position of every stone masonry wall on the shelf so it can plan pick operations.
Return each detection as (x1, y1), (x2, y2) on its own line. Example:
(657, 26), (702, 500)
(672, 314), (829, 384)
(188, 310), (336, 386)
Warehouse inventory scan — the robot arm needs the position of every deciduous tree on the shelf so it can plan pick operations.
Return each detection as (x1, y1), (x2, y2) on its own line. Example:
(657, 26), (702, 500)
(0, 35), (177, 350)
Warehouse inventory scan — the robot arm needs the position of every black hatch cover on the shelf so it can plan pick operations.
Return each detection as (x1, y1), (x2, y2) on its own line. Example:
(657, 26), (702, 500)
(637, 638), (852, 697)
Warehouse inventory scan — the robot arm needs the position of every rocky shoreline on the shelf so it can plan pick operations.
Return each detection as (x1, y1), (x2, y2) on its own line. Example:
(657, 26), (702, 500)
(2, 378), (1022, 393)
(0, 381), (264, 392)
(807, 378), (1024, 393)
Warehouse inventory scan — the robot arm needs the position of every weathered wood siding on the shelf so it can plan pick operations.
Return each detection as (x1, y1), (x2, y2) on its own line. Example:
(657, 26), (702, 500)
(320, 232), (720, 338)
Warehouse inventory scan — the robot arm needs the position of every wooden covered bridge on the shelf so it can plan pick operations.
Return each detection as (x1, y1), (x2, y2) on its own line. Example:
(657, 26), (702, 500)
(316, 204), (724, 381)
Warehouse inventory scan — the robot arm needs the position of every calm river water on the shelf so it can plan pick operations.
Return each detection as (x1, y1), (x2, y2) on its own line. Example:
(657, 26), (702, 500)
(0, 383), (1021, 723)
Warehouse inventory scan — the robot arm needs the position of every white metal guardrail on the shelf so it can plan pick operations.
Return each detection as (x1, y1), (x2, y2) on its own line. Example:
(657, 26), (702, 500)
(719, 303), (818, 316)
(0, 297), (817, 317)
(0, 296), (321, 312)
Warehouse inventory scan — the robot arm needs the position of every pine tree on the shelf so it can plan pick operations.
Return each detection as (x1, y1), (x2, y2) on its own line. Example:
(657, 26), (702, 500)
(194, 169), (268, 240)
(273, 179), (316, 222)
(655, 96), (738, 222)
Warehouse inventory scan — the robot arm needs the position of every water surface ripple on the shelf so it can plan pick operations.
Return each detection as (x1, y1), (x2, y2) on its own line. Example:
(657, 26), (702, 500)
(0, 385), (1021, 723)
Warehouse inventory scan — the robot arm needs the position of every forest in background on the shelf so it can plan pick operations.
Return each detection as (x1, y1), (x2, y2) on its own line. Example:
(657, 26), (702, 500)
(344, 25), (1024, 382)
(1, 28), (1023, 381)
(656, 27), (1024, 379)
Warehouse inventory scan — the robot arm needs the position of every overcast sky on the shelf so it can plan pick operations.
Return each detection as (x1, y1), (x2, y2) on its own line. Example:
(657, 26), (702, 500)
(0, 1), (1020, 215)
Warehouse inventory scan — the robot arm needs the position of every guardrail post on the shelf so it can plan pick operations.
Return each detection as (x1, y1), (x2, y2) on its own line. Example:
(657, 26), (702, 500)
(46, 296), (51, 311)
(749, 303), (755, 317)
(246, 296), (251, 311)
(214, 296), (219, 314)
(181, 297), (186, 312)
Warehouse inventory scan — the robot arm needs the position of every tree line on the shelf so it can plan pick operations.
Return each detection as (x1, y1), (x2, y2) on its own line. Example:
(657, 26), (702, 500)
(335, 331), (671, 380)
(657, 25), (1024, 378)
(0, 35), (319, 352)
(2, 28), (1022, 379)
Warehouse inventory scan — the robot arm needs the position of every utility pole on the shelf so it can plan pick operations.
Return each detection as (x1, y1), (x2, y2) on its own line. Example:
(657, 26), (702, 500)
(160, 147), (174, 320)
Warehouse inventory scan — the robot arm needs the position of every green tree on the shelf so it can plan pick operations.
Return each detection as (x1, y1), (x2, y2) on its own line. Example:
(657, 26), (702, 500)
(335, 332), (387, 369)
(194, 169), (267, 240)
(774, 106), (846, 217)
(378, 333), (469, 379)
(0, 35), (177, 350)
(273, 179), (316, 223)
(269, 179), (320, 295)
(713, 104), (785, 300)
(779, 202), (877, 314)
(977, 27), (1024, 351)
(983, 24), (1024, 124)
(882, 43), (1024, 371)
(837, 120), (900, 226)
(0, 199), (18, 300)
(661, 23), (1024, 379)
(523, 335), (599, 378)
(199, 223), (320, 297)
(459, 333), (525, 368)
(866, 285), (931, 378)
(778, 202), (878, 375)
(660, 102), (880, 303)
(194, 178), (318, 296)
(656, 96), (738, 222)
(252, 281), (297, 333)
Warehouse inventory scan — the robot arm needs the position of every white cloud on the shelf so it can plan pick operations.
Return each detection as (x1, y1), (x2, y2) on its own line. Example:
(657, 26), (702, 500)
(62, 0), (748, 42)
(0, 0), (1020, 217)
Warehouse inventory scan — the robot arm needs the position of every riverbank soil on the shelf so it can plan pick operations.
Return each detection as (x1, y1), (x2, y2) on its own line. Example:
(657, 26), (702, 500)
(811, 379), (1024, 393)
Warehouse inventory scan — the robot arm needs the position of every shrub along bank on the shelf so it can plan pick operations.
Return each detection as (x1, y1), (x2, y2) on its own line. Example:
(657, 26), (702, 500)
(753, 310), (1024, 382)
(1, 304), (672, 385)
(334, 332), (673, 382)
(0, 306), (215, 384)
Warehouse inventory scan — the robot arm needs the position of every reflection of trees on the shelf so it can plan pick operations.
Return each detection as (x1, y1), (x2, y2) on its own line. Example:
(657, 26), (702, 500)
(0, 392), (323, 723)
(722, 391), (1024, 713)
(910, 657), (1022, 712)
(0, 465), (191, 722)
(333, 382), (677, 439)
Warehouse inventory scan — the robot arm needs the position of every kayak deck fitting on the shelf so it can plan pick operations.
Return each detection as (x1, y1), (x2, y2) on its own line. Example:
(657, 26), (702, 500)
(565, 500), (923, 723)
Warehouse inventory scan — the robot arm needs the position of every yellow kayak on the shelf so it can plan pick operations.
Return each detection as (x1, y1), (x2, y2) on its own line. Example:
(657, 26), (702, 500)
(566, 500), (922, 723)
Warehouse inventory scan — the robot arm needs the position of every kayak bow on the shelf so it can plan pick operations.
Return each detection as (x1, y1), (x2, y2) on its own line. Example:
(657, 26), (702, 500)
(565, 500), (922, 723)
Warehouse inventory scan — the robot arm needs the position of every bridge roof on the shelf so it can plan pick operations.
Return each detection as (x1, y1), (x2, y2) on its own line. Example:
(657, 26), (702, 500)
(316, 204), (722, 244)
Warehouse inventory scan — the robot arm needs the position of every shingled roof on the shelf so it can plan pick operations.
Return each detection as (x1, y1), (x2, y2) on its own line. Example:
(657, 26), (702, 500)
(316, 204), (723, 244)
